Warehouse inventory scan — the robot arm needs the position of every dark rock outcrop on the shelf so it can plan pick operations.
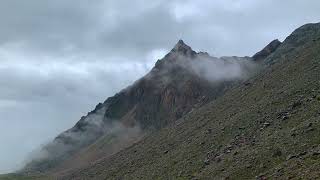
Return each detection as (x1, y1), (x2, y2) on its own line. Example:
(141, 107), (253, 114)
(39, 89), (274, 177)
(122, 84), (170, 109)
(252, 39), (282, 61)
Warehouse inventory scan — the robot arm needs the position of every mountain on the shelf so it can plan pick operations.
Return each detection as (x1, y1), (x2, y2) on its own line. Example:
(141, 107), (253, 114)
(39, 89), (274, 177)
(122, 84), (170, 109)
(22, 40), (258, 174)
(7, 22), (319, 180)
(56, 23), (320, 179)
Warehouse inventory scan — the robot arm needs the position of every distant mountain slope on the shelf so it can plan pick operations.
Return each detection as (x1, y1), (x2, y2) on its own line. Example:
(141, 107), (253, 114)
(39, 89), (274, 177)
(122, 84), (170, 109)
(22, 40), (258, 174)
(61, 23), (320, 179)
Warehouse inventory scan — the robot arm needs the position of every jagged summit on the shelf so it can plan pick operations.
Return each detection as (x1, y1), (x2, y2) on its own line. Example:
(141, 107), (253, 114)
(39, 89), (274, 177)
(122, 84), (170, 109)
(173, 39), (190, 50)
(154, 40), (197, 68)
(170, 39), (196, 56)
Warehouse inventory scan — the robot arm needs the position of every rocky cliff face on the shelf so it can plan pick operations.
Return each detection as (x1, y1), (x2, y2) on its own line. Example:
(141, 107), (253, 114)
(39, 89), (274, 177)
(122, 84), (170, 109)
(23, 40), (258, 173)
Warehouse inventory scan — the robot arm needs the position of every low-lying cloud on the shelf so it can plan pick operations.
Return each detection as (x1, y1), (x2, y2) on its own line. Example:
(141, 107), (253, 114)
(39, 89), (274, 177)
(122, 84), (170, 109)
(186, 55), (256, 82)
(0, 58), (153, 173)
(23, 106), (143, 173)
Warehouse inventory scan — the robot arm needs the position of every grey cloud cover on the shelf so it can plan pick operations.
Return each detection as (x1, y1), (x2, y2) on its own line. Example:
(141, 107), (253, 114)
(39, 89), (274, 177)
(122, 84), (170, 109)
(0, 0), (319, 173)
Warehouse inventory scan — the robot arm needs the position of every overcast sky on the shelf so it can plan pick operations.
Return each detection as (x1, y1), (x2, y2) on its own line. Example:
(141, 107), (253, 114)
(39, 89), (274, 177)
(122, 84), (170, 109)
(0, 0), (319, 173)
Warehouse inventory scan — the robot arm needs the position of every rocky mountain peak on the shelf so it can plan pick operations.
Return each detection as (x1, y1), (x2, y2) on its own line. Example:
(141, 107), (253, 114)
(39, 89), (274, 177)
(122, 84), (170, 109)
(170, 39), (196, 56)
(154, 40), (197, 69)
(252, 39), (282, 61)
(173, 39), (190, 50)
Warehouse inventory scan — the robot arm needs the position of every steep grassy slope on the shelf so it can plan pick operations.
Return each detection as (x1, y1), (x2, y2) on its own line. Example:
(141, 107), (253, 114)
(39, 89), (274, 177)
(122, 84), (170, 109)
(62, 23), (320, 179)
